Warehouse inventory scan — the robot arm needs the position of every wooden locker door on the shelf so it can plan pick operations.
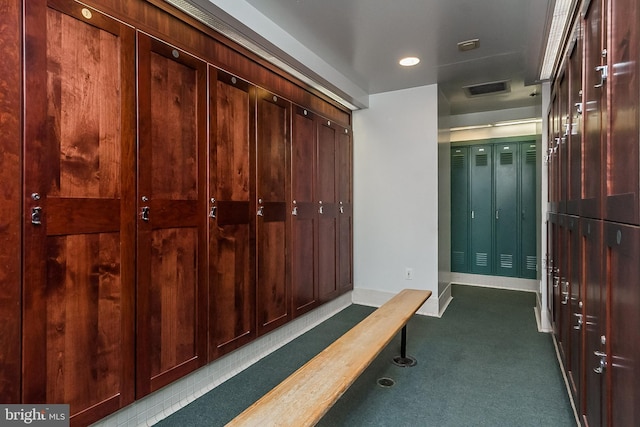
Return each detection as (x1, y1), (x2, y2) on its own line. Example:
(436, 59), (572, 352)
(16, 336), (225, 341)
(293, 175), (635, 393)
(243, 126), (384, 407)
(568, 30), (583, 215)
(549, 90), (559, 213)
(337, 125), (353, 294)
(581, 218), (606, 427)
(23, 1), (136, 424)
(604, 222), (640, 426)
(605, 0), (640, 224)
(582, 0), (606, 220)
(256, 90), (291, 334)
(558, 71), (570, 214)
(555, 215), (571, 363)
(547, 214), (556, 316)
(291, 106), (319, 317)
(209, 69), (256, 358)
(567, 216), (583, 412)
(136, 33), (208, 396)
(1, 0), (22, 404)
(494, 143), (518, 277)
(317, 119), (339, 301)
(451, 147), (470, 273)
(470, 145), (493, 275)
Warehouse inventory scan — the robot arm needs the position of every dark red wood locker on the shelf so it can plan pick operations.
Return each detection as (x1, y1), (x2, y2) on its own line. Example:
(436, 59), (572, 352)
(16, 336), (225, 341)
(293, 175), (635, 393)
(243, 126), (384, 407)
(291, 107), (319, 317)
(566, 216), (583, 410)
(581, 218), (606, 427)
(605, 0), (640, 225)
(0, 0), (22, 405)
(555, 215), (571, 365)
(604, 222), (640, 426)
(581, 0), (607, 220)
(337, 126), (354, 294)
(22, 1), (136, 423)
(256, 89), (291, 335)
(567, 28), (583, 215)
(136, 33), (208, 396)
(208, 69), (257, 358)
(317, 119), (340, 301)
(558, 72), (570, 214)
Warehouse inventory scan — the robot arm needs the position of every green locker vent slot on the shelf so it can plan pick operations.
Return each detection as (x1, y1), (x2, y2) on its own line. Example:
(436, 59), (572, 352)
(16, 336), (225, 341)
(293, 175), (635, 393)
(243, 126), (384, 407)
(526, 151), (536, 164)
(475, 154), (488, 166)
(500, 152), (513, 165)
(500, 254), (513, 269)
(452, 155), (465, 169)
(526, 256), (537, 270)
(452, 251), (465, 266)
(475, 252), (488, 267)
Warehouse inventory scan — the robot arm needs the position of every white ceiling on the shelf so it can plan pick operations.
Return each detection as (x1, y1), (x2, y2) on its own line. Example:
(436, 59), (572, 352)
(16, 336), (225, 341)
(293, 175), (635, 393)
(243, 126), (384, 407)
(183, 0), (554, 115)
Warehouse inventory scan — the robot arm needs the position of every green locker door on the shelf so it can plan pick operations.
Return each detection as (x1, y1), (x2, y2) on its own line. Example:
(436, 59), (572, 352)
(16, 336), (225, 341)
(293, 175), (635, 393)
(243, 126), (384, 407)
(451, 147), (469, 272)
(470, 145), (493, 275)
(494, 143), (518, 277)
(520, 141), (537, 278)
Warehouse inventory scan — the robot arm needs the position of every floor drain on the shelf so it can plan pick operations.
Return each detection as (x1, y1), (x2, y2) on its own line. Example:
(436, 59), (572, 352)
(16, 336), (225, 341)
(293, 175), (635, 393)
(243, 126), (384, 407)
(377, 377), (395, 388)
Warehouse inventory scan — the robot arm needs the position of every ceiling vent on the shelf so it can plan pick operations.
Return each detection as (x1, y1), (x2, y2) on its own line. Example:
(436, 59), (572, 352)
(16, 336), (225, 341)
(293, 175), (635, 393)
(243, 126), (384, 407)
(463, 80), (511, 97)
(457, 39), (480, 52)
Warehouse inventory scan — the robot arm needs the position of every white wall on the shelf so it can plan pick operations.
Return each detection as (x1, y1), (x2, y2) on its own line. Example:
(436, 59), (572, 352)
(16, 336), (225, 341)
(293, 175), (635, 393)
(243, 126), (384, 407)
(352, 85), (440, 316)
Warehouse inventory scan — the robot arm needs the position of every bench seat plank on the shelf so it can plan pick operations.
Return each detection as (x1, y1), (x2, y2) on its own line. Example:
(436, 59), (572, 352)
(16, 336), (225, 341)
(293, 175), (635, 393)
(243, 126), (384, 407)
(227, 289), (431, 427)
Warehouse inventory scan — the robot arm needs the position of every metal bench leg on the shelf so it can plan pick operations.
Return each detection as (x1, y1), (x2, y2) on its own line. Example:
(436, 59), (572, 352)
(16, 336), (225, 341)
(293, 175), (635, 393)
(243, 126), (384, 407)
(392, 325), (417, 367)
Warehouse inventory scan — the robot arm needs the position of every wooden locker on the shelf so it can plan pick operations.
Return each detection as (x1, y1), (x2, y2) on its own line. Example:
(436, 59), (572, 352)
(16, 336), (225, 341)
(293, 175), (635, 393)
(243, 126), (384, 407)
(581, 218), (606, 427)
(208, 69), (257, 358)
(317, 119), (339, 301)
(337, 125), (353, 294)
(136, 33), (208, 396)
(568, 28), (584, 216)
(22, 1), (136, 423)
(291, 107), (319, 316)
(558, 71), (570, 214)
(604, 222), (640, 426)
(0, 0), (22, 404)
(566, 215), (583, 411)
(582, 0), (607, 220)
(605, 0), (640, 225)
(256, 89), (291, 335)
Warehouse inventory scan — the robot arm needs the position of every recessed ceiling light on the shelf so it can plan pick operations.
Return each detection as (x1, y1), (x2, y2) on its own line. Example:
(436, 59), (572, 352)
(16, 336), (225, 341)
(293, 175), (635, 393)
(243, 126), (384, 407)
(399, 57), (420, 67)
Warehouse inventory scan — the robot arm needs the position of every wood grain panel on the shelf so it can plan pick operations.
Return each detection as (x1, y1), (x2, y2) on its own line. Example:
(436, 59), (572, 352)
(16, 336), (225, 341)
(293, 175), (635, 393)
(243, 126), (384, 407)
(0, 0), (22, 404)
(209, 68), (256, 359)
(136, 32), (207, 396)
(605, 223), (640, 427)
(23, 2), (136, 424)
(606, 0), (640, 224)
(581, 0), (605, 219)
(567, 32), (583, 215)
(581, 218), (606, 427)
(256, 90), (290, 334)
(317, 120), (338, 301)
(337, 128), (353, 293)
(291, 107), (318, 316)
(558, 71), (569, 213)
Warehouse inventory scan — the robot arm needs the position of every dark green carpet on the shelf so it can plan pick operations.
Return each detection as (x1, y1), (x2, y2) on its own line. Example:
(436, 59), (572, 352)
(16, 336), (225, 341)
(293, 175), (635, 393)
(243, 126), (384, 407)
(156, 285), (575, 426)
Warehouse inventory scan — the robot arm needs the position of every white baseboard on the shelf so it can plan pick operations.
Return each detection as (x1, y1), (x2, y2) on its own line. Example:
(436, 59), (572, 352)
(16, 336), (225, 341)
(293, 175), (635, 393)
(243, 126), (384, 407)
(535, 291), (553, 333)
(449, 272), (538, 292)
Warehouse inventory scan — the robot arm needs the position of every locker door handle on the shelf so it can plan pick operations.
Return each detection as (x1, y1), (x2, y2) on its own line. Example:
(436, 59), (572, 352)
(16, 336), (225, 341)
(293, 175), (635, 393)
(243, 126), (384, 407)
(209, 198), (217, 218)
(495, 210), (499, 220)
(31, 206), (43, 225)
(140, 206), (150, 222)
(471, 210), (475, 219)
(594, 65), (608, 88)
(593, 350), (607, 374)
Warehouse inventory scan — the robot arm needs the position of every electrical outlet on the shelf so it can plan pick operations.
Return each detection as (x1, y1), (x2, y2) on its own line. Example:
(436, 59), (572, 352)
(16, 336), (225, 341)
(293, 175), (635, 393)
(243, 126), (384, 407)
(404, 267), (413, 280)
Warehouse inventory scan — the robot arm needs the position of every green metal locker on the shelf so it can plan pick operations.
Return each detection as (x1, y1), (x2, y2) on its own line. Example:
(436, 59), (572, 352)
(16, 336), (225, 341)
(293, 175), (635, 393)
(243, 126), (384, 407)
(520, 141), (538, 278)
(470, 145), (493, 275)
(494, 143), (519, 276)
(451, 147), (469, 272)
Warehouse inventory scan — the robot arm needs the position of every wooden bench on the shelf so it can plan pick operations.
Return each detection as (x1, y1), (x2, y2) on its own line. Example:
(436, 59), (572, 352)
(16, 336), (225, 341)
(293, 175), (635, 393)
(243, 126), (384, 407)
(226, 288), (432, 427)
